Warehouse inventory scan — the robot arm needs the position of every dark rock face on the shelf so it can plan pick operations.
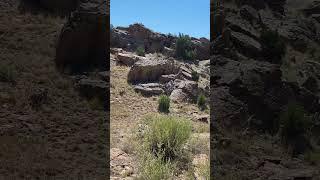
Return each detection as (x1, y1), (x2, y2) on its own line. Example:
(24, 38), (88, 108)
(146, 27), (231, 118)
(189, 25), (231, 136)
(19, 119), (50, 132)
(211, 1), (320, 179)
(211, 86), (249, 128)
(240, 5), (259, 24)
(211, 55), (320, 130)
(77, 78), (109, 110)
(230, 31), (262, 58)
(235, 0), (266, 10)
(19, 0), (80, 15)
(235, 0), (286, 14)
(55, 0), (108, 73)
(303, 1), (320, 16)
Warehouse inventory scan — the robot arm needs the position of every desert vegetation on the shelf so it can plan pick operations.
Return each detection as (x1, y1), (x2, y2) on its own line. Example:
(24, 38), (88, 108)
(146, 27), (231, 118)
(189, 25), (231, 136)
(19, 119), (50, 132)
(175, 33), (196, 60)
(110, 23), (210, 179)
(158, 95), (170, 113)
(136, 46), (146, 57)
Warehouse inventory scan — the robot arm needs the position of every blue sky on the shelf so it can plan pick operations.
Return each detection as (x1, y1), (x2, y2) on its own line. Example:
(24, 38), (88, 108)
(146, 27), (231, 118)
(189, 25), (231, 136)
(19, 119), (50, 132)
(110, 0), (210, 39)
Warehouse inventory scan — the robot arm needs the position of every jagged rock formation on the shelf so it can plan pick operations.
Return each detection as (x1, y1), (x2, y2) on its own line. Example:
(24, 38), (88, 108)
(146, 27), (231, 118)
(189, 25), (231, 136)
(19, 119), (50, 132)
(111, 23), (210, 60)
(211, 0), (320, 179)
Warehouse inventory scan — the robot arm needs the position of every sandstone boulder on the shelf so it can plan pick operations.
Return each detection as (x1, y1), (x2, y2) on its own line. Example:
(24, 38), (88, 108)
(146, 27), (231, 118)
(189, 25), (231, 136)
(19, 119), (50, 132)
(127, 58), (179, 83)
(170, 89), (188, 103)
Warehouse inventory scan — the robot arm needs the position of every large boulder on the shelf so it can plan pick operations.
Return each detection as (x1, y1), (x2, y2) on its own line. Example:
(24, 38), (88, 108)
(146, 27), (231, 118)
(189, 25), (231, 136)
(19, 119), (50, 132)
(127, 58), (179, 83)
(170, 89), (188, 103)
(55, 0), (108, 73)
(175, 79), (198, 99)
(116, 52), (145, 66)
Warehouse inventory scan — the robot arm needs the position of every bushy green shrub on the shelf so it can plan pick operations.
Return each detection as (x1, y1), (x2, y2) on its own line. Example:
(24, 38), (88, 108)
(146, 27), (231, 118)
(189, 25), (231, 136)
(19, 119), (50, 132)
(191, 70), (200, 81)
(136, 46), (145, 56)
(158, 95), (170, 113)
(0, 64), (16, 84)
(139, 152), (173, 180)
(197, 94), (206, 110)
(260, 29), (286, 64)
(145, 115), (192, 160)
(175, 33), (196, 60)
(280, 103), (311, 143)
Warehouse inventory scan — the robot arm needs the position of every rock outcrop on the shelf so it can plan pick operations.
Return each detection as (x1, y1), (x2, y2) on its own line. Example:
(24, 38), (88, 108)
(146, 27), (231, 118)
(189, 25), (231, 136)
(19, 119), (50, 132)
(55, 0), (108, 73)
(111, 23), (210, 60)
(211, 1), (320, 178)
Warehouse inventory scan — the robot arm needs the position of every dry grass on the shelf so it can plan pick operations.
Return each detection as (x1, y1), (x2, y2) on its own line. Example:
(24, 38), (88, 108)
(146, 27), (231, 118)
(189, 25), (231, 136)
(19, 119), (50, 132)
(110, 59), (210, 178)
(0, 2), (107, 178)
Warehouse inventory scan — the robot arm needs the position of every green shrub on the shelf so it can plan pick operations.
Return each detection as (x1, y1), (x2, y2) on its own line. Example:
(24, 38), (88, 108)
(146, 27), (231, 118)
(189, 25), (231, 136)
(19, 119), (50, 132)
(175, 33), (196, 60)
(158, 95), (170, 113)
(280, 103), (311, 143)
(260, 29), (286, 64)
(0, 65), (16, 84)
(197, 94), (206, 110)
(139, 152), (173, 180)
(191, 71), (200, 81)
(136, 46), (145, 56)
(185, 49), (196, 60)
(145, 115), (192, 160)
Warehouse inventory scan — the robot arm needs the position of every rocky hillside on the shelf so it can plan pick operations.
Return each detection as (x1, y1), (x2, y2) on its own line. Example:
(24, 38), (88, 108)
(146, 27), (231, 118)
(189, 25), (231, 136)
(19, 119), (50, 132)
(212, 0), (320, 179)
(110, 24), (210, 179)
(0, 0), (108, 179)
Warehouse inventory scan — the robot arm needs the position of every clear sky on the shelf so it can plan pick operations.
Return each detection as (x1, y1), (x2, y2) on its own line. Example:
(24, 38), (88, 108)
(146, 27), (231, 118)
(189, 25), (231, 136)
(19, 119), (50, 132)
(110, 0), (210, 39)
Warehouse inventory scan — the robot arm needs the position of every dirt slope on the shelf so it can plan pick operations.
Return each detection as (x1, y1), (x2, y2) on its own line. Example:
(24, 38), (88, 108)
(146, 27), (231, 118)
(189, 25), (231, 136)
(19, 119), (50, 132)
(0, 1), (108, 179)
